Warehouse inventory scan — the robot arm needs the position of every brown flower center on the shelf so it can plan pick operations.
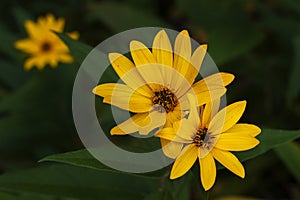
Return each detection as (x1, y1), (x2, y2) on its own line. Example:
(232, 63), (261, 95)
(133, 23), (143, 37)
(41, 41), (52, 53)
(193, 127), (208, 147)
(152, 87), (178, 113)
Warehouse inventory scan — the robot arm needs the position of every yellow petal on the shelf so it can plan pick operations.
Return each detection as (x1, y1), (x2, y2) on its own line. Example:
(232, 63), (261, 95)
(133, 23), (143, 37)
(193, 72), (234, 90)
(161, 138), (184, 159)
(156, 121), (193, 143)
(152, 30), (173, 68)
(173, 30), (191, 76)
(104, 95), (152, 113)
(155, 127), (176, 140)
(67, 31), (80, 40)
(215, 133), (260, 151)
(130, 40), (156, 66)
(199, 152), (216, 191)
(191, 82), (226, 106)
(223, 123), (261, 137)
(170, 144), (198, 179)
(93, 83), (133, 97)
(202, 99), (220, 127)
(187, 94), (200, 129)
(93, 83), (153, 113)
(108, 53), (152, 96)
(138, 111), (166, 135)
(58, 54), (74, 63)
(14, 39), (40, 54)
(185, 44), (207, 84)
(172, 119), (195, 142)
(209, 101), (247, 134)
(24, 20), (43, 40)
(24, 57), (37, 71)
(110, 113), (150, 135)
(211, 148), (245, 178)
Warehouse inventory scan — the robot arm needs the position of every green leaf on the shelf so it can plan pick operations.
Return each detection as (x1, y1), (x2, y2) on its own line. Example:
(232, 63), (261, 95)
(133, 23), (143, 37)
(40, 149), (168, 178)
(55, 32), (93, 65)
(41, 129), (300, 174)
(86, 1), (170, 33)
(228, 129), (300, 169)
(0, 164), (160, 200)
(274, 142), (300, 183)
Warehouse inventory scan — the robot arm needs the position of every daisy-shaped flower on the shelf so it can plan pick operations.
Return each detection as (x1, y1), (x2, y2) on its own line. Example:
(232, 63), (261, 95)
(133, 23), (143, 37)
(156, 94), (261, 190)
(93, 30), (234, 139)
(15, 13), (79, 70)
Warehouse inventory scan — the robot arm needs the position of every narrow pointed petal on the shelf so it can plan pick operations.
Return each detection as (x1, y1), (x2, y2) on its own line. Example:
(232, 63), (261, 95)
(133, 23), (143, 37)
(14, 39), (40, 54)
(108, 53), (152, 97)
(161, 138), (184, 159)
(193, 72), (234, 90)
(93, 83), (133, 97)
(202, 99), (220, 127)
(24, 20), (43, 40)
(172, 119), (196, 142)
(199, 153), (216, 191)
(211, 148), (245, 178)
(187, 94), (200, 129)
(172, 30), (192, 92)
(110, 113), (150, 135)
(93, 83), (153, 113)
(173, 30), (191, 76)
(103, 95), (152, 113)
(130, 40), (156, 66)
(185, 44), (207, 84)
(152, 30), (173, 68)
(138, 111), (166, 135)
(215, 133), (260, 151)
(209, 101), (247, 134)
(191, 82), (226, 106)
(223, 123), (261, 137)
(170, 144), (198, 179)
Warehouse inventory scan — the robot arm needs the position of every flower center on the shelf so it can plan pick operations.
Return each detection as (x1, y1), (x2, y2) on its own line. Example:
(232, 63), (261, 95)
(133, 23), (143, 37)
(41, 41), (52, 53)
(152, 87), (178, 113)
(193, 128), (208, 147)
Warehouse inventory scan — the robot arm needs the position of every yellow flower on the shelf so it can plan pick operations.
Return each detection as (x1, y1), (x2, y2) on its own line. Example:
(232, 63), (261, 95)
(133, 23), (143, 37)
(156, 94), (261, 191)
(93, 30), (234, 139)
(14, 13), (79, 70)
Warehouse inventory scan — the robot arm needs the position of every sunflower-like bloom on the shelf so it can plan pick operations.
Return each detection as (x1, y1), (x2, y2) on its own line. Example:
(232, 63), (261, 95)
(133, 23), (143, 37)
(15, 13), (79, 70)
(93, 30), (234, 142)
(156, 94), (261, 191)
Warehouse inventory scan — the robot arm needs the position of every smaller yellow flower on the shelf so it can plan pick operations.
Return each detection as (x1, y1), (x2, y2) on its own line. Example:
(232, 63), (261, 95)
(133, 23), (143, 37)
(14, 13), (79, 70)
(156, 94), (261, 191)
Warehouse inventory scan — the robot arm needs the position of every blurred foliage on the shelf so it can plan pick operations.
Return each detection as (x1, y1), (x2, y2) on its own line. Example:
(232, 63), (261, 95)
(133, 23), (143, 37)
(0, 0), (300, 199)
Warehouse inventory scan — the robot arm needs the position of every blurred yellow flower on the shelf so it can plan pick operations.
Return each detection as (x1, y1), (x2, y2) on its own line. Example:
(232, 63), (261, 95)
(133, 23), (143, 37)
(93, 30), (234, 142)
(156, 94), (261, 191)
(15, 13), (79, 70)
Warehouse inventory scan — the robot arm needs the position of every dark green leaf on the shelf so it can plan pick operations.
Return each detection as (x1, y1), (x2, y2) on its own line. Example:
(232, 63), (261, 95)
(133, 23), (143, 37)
(55, 32), (93, 65)
(0, 164), (160, 200)
(274, 142), (300, 183)
(40, 149), (168, 178)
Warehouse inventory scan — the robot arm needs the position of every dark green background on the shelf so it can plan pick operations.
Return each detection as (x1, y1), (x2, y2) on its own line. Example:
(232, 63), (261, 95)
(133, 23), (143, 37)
(0, 0), (300, 199)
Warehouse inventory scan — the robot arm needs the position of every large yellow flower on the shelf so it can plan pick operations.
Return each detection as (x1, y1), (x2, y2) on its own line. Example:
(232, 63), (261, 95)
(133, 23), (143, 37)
(156, 94), (261, 191)
(93, 30), (234, 139)
(15, 13), (79, 70)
